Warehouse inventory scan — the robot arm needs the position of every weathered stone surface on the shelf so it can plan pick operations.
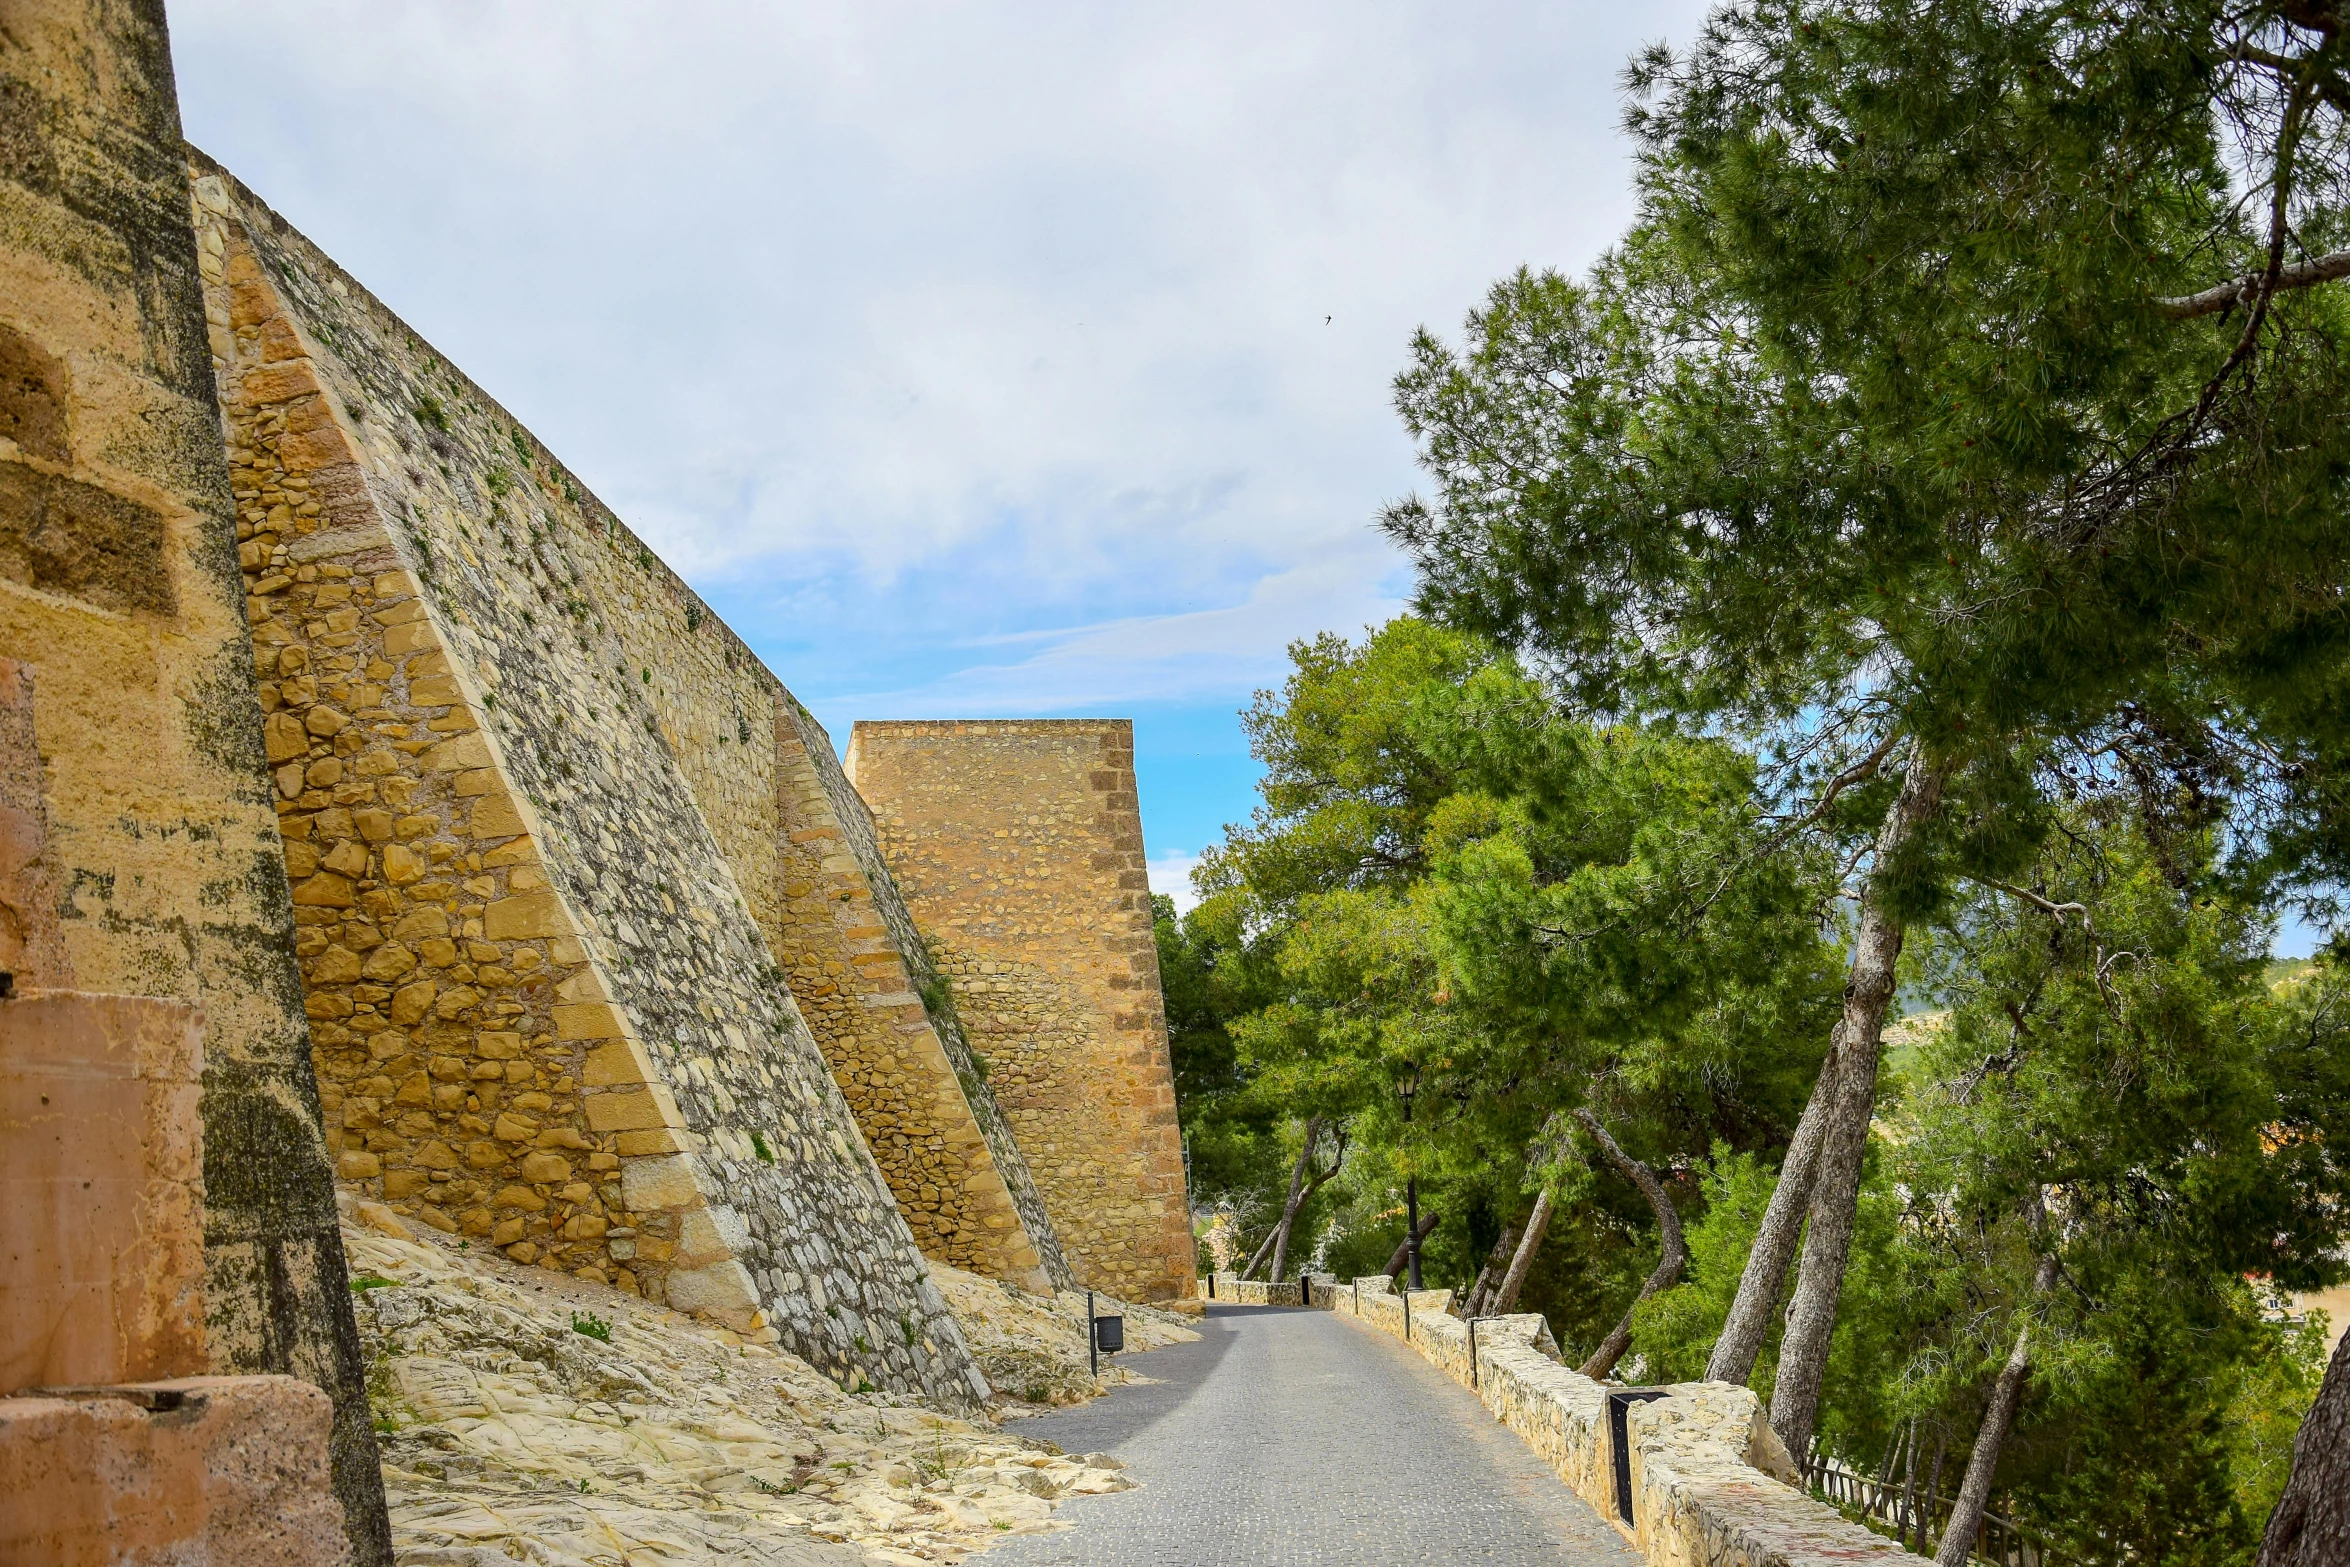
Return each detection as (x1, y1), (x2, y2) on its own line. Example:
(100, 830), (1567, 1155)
(769, 702), (1070, 1292)
(0, 1377), (350, 1567)
(0, 8), (386, 1556)
(0, 991), (207, 1393)
(342, 1211), (1141, 1566)
(849, 722), (1193, 1302)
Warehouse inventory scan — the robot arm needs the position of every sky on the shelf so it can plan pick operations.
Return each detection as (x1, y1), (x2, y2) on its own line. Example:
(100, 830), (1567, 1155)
(166, 0), (1710, 913)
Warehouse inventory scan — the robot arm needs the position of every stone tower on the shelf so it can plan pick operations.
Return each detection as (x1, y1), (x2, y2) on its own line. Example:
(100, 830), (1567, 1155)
(846, 720), (1195, 1303)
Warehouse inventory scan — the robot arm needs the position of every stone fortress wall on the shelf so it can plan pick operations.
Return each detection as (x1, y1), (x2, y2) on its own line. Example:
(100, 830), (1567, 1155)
(179, 147), (1193, 1402)
(847, 721), (1196, 1303)
(4, 6), (1198, 1550)
(0, 4), (388, 1558)
(188, 156), (997, 1406)
(772, 700), (1075, 1292)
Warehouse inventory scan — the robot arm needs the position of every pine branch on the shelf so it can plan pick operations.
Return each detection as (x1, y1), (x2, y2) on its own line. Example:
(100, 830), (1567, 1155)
(2155, 248), (2350, 319)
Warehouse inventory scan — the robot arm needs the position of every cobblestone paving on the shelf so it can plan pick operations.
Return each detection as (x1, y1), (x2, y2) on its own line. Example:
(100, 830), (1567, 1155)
(987, 1305), (1643, 1566)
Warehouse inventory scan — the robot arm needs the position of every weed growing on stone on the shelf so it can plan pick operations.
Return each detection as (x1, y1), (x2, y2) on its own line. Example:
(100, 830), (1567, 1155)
(571, 1311), (612, 1343)
(853, 1334), (871, 1354)
(412, 392), (448, 431)
(349, 1274), (399, 1293)
(751, 1130), (776, 1164)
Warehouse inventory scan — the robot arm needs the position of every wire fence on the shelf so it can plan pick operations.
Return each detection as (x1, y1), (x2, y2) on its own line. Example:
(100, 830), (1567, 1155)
(1805, 1454), (2059, 1567)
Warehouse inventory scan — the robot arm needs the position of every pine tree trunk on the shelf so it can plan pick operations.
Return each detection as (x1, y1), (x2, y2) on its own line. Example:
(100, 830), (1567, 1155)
(1922, 1429), (1948, 1552)
(1265, 1117), (1324, 1284)
(1241, 1225), (1276, 1280)
(1767, 758), (1946, 1459)
(1933, 1254), (2057, 1567)
(1490, 1188), (1554, 1315)
(2258, 1321), (2350, 1567)
(1573, 1110), (1688, 1381)
(1894, 1416), (1920, 1552)
(1462, 1222), (1521, 1319)
(1383, 1209), (1440, 1280)
(1704, 1038), (1842, 1383)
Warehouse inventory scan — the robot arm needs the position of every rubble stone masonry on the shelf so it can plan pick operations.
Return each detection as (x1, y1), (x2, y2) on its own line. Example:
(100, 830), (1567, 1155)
(185, 151), (1077, 1404)
(846, 721), (1194, 1302)
(0, 4), (387, 1557)
(772, 702), (1073, 1291)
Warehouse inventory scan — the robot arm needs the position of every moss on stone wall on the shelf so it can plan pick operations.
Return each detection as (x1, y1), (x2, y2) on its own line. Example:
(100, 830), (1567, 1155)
(0, 6), (388, 1559)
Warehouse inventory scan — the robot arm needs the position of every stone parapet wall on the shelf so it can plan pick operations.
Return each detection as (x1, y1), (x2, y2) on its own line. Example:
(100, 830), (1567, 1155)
(847, 720), (1193, 1302)
(1196, 1272), (1305, 1306)
(1321, 1277), (1923, 1567)
(187, 154), (988, 1407)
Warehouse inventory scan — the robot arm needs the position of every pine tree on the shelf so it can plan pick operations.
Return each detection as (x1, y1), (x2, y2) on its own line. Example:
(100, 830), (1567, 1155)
(1385, 0), (2350, 1520)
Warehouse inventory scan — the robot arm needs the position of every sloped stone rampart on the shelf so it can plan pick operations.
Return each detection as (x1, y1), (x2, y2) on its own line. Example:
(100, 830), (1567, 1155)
(0, 7), (385, 1555)
(187, 155), (988, 1407)
(847, 720), (1193, 1302)
(780, 700), (1076, 1287)
(769, 703), (1071, 1290)
(1319, 1276), (1925, 1567)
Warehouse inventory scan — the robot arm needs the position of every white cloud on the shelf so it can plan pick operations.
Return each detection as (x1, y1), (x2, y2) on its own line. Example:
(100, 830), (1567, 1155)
(1149, 851), (1207, 917)
(167, 0), (1710, 718)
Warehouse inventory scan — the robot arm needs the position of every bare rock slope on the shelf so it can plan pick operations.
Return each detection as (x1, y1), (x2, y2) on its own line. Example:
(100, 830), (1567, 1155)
(340, 1203), (1190, 1565)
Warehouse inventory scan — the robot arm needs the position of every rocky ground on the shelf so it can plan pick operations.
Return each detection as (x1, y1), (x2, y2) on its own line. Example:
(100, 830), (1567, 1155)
(340, 1200), (1197, 1565)
(924, 1261), (1198, 1411)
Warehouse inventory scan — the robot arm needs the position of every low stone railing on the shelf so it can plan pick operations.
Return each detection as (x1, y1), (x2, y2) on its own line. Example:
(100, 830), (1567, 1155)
(1315, 1274), (1927, 1567)
(1195, 1272), (1304, 1306)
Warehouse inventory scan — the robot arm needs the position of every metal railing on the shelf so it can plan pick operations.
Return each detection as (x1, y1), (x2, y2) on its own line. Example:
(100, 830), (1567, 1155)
(1805, 1454), (2059, 1567)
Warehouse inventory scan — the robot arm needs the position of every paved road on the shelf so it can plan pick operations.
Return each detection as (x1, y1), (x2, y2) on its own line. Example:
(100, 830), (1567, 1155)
(985, 1304), (1641, 1566)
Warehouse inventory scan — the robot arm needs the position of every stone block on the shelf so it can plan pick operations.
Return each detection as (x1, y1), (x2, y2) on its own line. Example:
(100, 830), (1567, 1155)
(420, 734), (490, 773)
(484, 891), (566, 940)
(662, 1259), (761, 1317)
(619, 1154), (701, 1211)
(0, 1378), (348, 1567)
(553, 1002), (624, 1041)
(0, 992), (208, 1394)
(582, 1038), (654, 1087)
(676, 1204), (749, 1267)
(584, 1085), (681, 1132)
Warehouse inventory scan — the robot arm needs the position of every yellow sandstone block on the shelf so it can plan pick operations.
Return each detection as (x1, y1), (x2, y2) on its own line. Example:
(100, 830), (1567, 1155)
(422, 733), (492, 772)
(554, 1002), (624, 1042)
(584, 1085), (682, 1132)
(583, 1038), (655, 1087)
(484, 891), (566, 939)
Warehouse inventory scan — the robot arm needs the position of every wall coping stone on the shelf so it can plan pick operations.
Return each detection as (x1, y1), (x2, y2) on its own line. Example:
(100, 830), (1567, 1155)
(1316, 1274), (1925, 1567)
